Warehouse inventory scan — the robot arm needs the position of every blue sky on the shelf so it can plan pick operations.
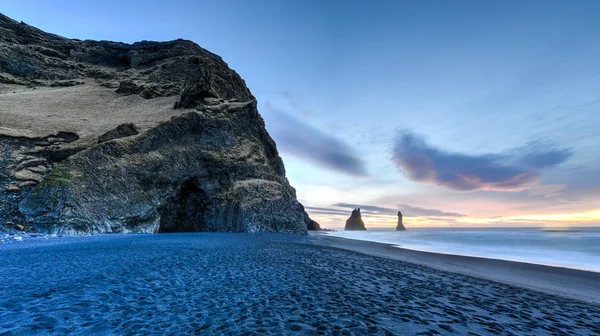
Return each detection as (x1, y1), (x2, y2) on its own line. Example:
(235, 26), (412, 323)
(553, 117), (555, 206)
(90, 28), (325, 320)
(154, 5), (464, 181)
(3, 0), (600, 228)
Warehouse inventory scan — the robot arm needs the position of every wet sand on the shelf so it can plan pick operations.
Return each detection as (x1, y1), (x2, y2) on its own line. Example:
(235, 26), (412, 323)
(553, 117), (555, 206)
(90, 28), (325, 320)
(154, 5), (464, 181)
(312, 232), (600, 305)
(1, 233), (599, 335)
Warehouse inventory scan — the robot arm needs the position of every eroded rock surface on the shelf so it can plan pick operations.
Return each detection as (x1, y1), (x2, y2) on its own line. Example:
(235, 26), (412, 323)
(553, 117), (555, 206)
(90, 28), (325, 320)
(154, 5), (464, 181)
(98, 123), (139, 144)
(0, 13), (314, 234)
(299, 203), (321, 230)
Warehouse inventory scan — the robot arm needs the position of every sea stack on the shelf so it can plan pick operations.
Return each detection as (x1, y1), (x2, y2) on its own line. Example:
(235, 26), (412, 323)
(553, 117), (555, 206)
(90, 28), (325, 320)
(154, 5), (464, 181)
(345, 208), (366, 230)
(396, 211), (406, 231)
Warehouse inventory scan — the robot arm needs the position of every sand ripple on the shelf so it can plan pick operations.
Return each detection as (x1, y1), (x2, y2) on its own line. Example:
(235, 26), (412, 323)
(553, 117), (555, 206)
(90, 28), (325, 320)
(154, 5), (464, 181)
(0, 233), (599, 335)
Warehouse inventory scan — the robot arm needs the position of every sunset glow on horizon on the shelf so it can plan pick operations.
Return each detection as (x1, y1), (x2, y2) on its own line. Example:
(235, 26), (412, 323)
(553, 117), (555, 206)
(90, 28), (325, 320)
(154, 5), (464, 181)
(307, 208), (600, 230)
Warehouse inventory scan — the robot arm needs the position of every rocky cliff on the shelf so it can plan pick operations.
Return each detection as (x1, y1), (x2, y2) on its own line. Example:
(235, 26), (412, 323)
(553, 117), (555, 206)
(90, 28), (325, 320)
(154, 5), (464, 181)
(0, 13), (313, 235)
(345, 208), (366, 231)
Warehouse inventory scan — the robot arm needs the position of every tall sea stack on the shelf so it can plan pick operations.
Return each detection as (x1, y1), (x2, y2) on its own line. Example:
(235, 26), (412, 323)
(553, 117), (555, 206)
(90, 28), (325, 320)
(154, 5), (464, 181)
(396, 211), (406, 231)
(345, 208), (366, 230)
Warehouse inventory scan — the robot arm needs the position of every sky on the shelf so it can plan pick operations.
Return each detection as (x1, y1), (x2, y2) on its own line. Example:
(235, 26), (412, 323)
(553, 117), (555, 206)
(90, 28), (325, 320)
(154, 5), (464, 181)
(3, 0), (600, 228)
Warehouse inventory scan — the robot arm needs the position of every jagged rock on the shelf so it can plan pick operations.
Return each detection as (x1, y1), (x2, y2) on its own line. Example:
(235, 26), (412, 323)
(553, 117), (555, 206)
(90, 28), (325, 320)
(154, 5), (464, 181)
(203, 97), (221, 105)
(396, 211), (406, 231)
(99, 81), (120, 89)
(17, 181), (38, 188)
(12, 170), (43, 182)
(114, 80), (176, 99)
(307, 219), (321, 231)
(17, 158), (47, 169)
(299, 203), (321, 230)
(14, 224), (25, 231)
(5, 184), (20, 192)
(50, 80), (84, 87)
(0, 73), (25, 85)
(28, 165), (51, 174)
(345, 208), (367, 231)
(55, 132), (79, 143)
(0, 13), (314, 235)
(98, 123), (139, 143)
(115, 80), (143, 95)
(174, 56), (253, 109)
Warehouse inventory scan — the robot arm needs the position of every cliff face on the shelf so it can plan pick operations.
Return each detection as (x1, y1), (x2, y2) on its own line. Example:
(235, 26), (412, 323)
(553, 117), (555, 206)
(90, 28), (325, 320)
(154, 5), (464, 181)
(0, 13), (312, 234)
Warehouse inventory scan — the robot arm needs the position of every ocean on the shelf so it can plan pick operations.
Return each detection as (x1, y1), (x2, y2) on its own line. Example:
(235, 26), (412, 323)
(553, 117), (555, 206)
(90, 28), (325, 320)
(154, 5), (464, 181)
(326, 227), (600, 272)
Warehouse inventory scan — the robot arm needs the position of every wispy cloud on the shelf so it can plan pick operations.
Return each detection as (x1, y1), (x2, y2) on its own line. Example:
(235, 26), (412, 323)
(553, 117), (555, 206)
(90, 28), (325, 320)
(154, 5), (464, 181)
(333, 203), (465, 217)
(264, 102), (368, 177)
(392, 130), (572, 192)
(397, 204), (466, 217)
(512, 141), (573, 170)
(280, 91), (313, 118)
(528, 184), (567, 197)
(560, 198), (581, 203)
(333, 203), (396, 215)
(303, 206), (351, 216)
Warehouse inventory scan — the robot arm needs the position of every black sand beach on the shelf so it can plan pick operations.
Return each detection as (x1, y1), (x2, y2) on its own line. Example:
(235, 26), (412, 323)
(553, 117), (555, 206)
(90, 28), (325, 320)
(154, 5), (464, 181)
(313, 232), (600, 305)
(1, 233), (599, 335)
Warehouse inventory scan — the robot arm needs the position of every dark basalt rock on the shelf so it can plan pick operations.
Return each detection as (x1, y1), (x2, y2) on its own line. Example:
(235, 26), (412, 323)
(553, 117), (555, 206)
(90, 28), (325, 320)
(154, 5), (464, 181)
(98, 123), (139, 144)
(396, 211), (406, 231)
(0, 13), (250, 100)
(345, 208), (366, 231)
(116, 80), (178, 99)
(50, 80), (84, 87)
(115, 80), (143, 96)
(299, 203), (322, 230)
(0, 13), (316, 235)
(306, 219), (322, 231)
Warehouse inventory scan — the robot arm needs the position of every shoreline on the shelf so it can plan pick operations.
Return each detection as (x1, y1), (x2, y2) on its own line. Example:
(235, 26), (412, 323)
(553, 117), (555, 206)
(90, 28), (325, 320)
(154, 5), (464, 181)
(3, 230), (599, 305)
(310, 232), (600, 305)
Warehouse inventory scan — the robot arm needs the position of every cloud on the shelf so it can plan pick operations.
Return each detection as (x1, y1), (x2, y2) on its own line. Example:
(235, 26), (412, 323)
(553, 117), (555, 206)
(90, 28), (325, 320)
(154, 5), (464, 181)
(333, 203), (396, 215)
(280, 91), (313, 118)
(528, 184), (567, 197)
(264, 102), (368, 177)
(333, 203), (465, 217)
(513, 142), (573, 170)
(303, 206), (351, 216)
(425, 217), (458, 224)
(392, 130), (572, 192)
(397, 204), (466, 217)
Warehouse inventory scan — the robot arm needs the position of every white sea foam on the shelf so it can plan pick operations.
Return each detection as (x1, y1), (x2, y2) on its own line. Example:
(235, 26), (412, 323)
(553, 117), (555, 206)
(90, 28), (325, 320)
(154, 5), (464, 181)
(327, 227), (600, 272)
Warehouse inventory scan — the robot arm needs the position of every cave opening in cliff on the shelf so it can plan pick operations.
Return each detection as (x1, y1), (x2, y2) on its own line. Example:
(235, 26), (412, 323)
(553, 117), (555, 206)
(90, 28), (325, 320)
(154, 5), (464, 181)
(158, 178), (210, 233)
